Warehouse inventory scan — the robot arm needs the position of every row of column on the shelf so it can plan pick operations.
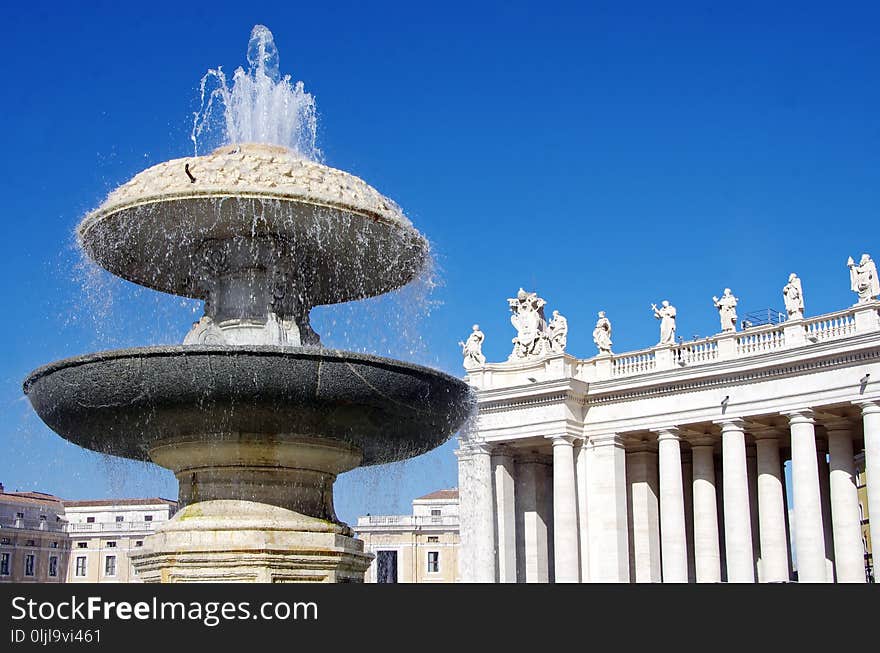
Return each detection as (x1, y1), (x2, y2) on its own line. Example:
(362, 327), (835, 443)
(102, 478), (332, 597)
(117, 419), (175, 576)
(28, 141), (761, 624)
(458, 399), (879, 582)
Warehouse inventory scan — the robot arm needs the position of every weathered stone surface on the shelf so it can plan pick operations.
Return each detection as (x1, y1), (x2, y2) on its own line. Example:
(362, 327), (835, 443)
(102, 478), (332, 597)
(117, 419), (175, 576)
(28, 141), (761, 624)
(77, 143), (428, 306)
(23, 346), (474, 466)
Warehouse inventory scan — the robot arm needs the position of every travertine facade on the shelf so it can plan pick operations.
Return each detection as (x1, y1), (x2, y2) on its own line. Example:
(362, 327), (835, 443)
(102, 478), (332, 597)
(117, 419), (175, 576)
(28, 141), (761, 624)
(458, 270), (880, 583)
(355, 490), (460, 583)
(0, 487), (69, 583)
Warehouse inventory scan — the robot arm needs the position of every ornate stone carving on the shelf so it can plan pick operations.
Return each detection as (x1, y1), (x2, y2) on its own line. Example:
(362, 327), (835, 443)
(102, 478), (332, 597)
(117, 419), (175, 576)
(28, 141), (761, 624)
(593, 311), (613, 354)
(548, 310), (568, 353)
(712, 288), (739, 333)
(459, 324), (487, 369)
(783, 273), (805, 320)
(848, 253), (880, 304)
(183, 315), (227, 345)
(652, 300), (677, 345)
(508, 288), (550, 360)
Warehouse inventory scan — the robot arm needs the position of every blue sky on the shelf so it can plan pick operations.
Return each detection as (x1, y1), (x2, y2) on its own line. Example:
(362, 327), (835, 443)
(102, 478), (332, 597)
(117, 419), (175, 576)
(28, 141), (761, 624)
(1, 1), (878, 525)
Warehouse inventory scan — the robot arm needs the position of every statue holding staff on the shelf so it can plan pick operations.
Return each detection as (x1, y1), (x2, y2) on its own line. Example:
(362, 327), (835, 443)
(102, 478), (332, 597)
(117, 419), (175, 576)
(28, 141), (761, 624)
(652, 300), (677, 345)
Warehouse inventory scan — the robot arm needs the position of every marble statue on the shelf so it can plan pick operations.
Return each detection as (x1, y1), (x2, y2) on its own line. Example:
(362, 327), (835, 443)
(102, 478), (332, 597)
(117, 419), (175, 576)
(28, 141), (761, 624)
(459, 324), (486, 369)
(548, 310), (568, 353)
(652, 300), (677, 345)
(183, 315), (227, 345)
(848, 254), (880, 304)
(593, 311), (613, 354)
(508, 288), (549, 359)
(783, 273), (805, 320)
(712, 288), (739, 333)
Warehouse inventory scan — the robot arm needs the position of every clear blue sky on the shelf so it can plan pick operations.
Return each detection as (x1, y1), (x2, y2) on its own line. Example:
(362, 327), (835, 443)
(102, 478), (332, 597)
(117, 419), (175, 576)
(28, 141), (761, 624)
(1, 1), (878, 525)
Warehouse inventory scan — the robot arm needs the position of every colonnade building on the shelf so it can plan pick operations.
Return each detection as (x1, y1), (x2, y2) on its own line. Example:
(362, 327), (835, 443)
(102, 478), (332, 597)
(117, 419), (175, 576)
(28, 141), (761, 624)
(456, 272), (880, 582)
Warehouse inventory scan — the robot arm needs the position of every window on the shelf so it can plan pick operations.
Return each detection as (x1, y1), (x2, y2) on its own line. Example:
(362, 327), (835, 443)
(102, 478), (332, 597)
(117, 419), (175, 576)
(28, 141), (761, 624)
(25, 554), (35, 576)
(104, 555), (116, 577)
(0, 553), (9, 576)
(77, 542), (88, 549)
(48, 556), (58, 577)
(427, 551), (440, 573)
(427, 536), (439, 543)
(86, 517), (95, 523)
(430, 509), (441, 516)
(376, 551), (398, 584)
(39, 515), (47, 521)
(50, 541), (58, 549)
(75, 556), (87, 577)
(115, 516), (124, 523)
(25, 539), (36, 547)
(144, 515), (153, 522)
(135, 540), (143, 547)
(0, 537), (10, 545)
(15, 512), (24, 519)
(106, 541), (117, 548)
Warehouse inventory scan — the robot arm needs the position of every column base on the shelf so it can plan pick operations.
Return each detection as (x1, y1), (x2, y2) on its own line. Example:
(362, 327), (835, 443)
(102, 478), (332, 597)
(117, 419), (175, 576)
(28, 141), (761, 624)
(130, 500), (373, 583)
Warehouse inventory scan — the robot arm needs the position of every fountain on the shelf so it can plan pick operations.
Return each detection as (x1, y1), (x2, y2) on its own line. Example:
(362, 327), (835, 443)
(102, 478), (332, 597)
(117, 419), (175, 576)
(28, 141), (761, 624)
(22, 26), (472, 582)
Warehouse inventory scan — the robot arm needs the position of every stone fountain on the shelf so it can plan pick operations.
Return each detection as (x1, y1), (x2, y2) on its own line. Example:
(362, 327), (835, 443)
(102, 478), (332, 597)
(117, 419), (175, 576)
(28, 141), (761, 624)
(22, 26), (471, 582)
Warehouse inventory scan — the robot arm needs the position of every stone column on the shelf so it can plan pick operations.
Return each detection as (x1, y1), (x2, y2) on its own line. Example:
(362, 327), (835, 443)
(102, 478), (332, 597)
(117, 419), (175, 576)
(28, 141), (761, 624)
(825, 420), (866, 582)
(746, 445), (761, 580)
(855, 400), (880, 567)
(718, 419), (755, 582)
(456, 442), (497, 582)
(753, 434), (790, 582)
(656, 428), (688, 582)
(586, 435), (630, 582)
(626, 447), (661, 583)
(816, 440), (836, 581)
(493, 448), (517, 583)
(681, 451), (696, 583)
(690, 438), (721, 583)
(786, 410), (828, 583)
(575, 441), (590, 582)
(515, 456), (552, 583)
(550, 435), (580, 582)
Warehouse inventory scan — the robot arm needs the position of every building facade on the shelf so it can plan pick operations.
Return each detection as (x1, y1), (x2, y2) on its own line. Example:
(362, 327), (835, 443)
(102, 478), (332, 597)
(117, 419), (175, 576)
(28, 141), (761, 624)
(355, 489), (460, 583)
(64, 499), (177, 583)
(457, 269), (880, 582)
(0, 485), (70, 583)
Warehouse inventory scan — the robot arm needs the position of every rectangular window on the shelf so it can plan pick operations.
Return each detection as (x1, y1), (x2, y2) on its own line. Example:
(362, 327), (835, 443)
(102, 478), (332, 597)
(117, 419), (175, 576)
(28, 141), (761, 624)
(49, 556), (58, 577)
(427, 551), (440, 573)
(115, 516), (124, 523)
(25, 554), (35, 576)
(135, 540), (143, 547)
(0, 553), (10, 576)
(86, 517), (95, 523)
(77, 542), (88, 549)
(25, 539), (36, 547)
(15, 512), (24, 519)
(427, 536), (439, 543)
(106, 541), (117, 548)
(105, 555), (116, 577)
(0, 537), (10, 545)
(75, 556), (86, 577)
(50, 541), (58, 549)
(145, 515), (153, 522)
(376, 550), (398, 584)
(430, 509), (441, 516)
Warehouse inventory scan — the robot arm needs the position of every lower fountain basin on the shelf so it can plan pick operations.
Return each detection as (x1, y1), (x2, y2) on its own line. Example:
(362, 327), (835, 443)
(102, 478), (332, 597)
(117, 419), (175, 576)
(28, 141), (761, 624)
(23, 346), (473, 466)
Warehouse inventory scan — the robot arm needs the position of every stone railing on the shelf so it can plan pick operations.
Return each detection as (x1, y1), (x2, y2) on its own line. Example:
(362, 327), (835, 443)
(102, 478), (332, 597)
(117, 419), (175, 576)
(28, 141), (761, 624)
(611, 349), (656, 376)
(67, 521), (158, 533)
(593, 303), (878, 381)
(735, 324), (786, 355)
(356, 515), (459, 528)
(803, 308), (857, 343)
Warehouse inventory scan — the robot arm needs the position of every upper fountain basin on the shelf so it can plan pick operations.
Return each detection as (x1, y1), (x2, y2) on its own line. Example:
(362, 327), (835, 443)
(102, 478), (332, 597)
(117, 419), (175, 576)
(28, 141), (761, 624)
(77, 144), (428, 305)
(23, 346), (474, 466)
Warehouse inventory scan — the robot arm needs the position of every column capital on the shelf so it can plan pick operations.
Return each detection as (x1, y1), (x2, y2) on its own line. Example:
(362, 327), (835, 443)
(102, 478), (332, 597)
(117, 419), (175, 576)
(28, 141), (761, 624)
(653, 427), (682, 442)
(782, 408), (815, 425)
(546, 434), (577, 446)
(853, 399), (880, 416)
(456, 440), (494, 458)
(713, 417), (747, 432)
(588, 433), (627, 449)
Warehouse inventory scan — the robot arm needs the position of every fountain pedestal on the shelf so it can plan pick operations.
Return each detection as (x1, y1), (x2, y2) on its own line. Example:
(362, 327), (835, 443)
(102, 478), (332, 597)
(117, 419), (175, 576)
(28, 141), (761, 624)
(130, 500), (372, 583)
